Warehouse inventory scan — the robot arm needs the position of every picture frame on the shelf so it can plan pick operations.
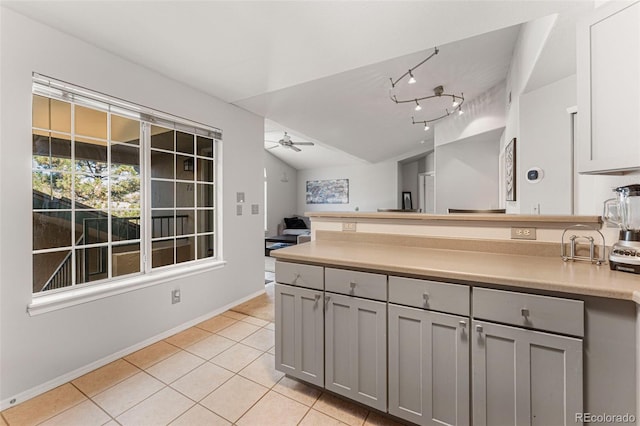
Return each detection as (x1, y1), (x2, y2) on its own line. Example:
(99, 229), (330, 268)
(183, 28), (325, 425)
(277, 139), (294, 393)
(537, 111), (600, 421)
(505, 138), (516, 201)
(402, 191), (413, 210)
(306, 179), (349, 204)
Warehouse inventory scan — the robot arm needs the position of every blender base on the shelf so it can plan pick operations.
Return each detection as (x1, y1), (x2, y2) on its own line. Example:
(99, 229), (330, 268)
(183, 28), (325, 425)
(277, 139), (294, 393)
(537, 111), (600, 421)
(609, 260), (640, 274)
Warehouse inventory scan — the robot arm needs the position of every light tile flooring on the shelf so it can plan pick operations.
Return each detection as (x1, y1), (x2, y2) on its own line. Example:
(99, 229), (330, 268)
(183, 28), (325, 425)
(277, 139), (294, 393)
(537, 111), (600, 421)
(1, 294), (403, 425)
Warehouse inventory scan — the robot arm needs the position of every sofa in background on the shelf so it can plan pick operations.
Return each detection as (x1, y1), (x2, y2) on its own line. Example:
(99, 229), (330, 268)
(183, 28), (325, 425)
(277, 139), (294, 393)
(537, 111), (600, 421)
(277, 216), (311, 244)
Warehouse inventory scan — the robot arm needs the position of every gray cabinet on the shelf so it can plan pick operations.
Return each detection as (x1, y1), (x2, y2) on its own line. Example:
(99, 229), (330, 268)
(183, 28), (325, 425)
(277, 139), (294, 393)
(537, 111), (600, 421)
(388, 304), (469, 426)
(472, 320), (583, 426)
(274, 283), (324, 387)
(324, 292), (387, 412)
(577, 1), (640, 173)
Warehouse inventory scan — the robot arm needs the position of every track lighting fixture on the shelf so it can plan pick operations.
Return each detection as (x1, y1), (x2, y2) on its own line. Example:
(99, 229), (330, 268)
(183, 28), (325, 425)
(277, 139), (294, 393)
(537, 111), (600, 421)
(389, 47), (465, 127)
(408, 70), (416, 85)
(412, 117), (430, 131)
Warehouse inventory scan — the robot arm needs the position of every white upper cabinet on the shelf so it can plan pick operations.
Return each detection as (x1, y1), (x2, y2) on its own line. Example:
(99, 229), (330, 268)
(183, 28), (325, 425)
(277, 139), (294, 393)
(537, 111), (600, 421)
(577, 1), (640, 173)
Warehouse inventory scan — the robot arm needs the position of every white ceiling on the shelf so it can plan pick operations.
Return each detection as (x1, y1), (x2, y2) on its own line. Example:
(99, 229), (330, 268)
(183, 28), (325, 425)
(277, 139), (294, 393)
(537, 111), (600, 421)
(4, 0), (591, 170)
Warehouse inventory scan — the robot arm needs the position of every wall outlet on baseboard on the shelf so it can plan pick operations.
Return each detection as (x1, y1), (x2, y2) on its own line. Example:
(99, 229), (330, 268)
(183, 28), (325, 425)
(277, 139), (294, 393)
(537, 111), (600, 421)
(511, 227), (537, 240)
(342, 222), (357, 232)
(171, 289), (181, 304)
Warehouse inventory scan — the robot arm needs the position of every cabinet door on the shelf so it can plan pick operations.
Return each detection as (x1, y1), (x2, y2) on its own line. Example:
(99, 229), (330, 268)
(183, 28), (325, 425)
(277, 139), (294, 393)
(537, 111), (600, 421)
(274, 283), (324, 387)
(472, 321), (582, 426)
(325, 292), (387, 411)
(577, 1), (640, 173)
(388, 304), (469, 426)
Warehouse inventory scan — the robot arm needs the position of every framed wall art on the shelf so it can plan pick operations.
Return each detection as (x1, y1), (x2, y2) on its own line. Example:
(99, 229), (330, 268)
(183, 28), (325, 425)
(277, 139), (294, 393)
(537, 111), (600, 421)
(402, 191), (413, 210)
(306, 179), (349, 204)
(505, 138), (516, 201)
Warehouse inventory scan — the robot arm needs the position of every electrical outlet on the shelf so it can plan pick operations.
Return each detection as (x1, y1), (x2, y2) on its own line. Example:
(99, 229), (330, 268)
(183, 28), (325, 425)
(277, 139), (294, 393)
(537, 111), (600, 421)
(342, 222), (357, 232)
(251, 204), (259, 215)
(236, 205), (243, 216)
(171, 289), (181, 304)
(511, 227), (537, 240)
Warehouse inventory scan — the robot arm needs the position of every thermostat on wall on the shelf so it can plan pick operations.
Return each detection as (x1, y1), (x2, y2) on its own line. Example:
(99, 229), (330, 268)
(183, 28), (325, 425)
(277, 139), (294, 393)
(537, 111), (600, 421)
(526, 167), (544, 183)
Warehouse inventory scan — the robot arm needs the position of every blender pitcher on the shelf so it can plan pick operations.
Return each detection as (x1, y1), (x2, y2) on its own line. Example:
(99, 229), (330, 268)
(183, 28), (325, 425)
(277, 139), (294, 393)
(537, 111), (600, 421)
(603, 184), (640, 240)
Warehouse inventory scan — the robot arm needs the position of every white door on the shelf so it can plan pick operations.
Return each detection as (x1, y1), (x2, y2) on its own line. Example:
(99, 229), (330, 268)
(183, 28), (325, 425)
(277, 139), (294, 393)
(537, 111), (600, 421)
(419, 173), (435, 214)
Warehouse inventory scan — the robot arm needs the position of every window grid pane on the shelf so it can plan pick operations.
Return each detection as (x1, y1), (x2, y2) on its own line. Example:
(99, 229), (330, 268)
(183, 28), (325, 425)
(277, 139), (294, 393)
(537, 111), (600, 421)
(32, 82), (219, 294)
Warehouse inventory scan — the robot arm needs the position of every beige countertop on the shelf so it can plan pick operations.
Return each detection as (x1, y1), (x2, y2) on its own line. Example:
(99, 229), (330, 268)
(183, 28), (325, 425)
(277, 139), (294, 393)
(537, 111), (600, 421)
(272, 239), (640, 303)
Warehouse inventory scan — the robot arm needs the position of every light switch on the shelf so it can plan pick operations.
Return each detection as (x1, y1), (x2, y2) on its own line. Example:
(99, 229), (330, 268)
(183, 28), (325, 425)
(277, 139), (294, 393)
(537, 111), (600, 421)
(236, 205), (243, 216)
(236, 192), (245, 203)
(251, 204), (259, 215)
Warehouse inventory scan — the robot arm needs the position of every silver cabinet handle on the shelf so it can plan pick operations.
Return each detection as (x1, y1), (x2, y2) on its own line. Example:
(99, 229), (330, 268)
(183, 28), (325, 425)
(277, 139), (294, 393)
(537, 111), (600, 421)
(293, 273), (300, 283)
(521, 308), (530, 317)
(423, 292), (429, 303)
(349, 281), (357, 289)
(476, 324), (483, 333)
(314, 294), (321, 302)
(325, 295), (331, 303)
(459, 320), (467, 328)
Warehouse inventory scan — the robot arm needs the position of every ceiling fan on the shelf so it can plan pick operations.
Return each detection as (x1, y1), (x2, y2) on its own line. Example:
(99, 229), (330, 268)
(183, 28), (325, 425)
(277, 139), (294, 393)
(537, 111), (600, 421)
(266, 132), (315, 152)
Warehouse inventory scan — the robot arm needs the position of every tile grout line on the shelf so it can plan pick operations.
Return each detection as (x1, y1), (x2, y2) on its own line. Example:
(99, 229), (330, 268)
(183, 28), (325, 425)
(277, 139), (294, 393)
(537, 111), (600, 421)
(66, 382), (116, 426)
(1, 313), (273, 425)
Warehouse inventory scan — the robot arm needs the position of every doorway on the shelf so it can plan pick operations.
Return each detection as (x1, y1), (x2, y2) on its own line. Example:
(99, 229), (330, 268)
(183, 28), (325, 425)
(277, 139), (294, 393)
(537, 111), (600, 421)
(418, 172), (435, 213)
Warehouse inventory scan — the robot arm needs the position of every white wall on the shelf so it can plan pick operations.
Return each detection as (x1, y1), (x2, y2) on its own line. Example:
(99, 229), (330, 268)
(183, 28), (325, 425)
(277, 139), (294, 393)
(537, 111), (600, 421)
(425, 152), (435, 173)
(435, 129), (502, 213)
(298, 162), (397, 213)
(503, 14), (558, 213)
(264, 151), (298, 234)
(400, 160), (419, 209)
(0, 8), (265, 405)
(519, 75), (576, 215)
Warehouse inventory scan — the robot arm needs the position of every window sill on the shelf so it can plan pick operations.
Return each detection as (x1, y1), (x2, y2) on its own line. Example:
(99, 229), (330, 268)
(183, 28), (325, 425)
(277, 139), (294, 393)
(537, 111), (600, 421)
(28, 260), (227, 316)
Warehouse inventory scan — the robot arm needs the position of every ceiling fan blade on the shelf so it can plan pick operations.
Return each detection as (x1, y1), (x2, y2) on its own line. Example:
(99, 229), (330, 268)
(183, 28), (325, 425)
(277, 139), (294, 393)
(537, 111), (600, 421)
(292, 142), (314, 146)
(266, 144), (279, 150)
(290, 145), (302, 152)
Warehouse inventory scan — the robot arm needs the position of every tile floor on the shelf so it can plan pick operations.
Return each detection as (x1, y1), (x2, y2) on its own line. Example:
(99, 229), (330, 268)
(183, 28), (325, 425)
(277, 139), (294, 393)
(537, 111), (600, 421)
(1, 291), (403, 425)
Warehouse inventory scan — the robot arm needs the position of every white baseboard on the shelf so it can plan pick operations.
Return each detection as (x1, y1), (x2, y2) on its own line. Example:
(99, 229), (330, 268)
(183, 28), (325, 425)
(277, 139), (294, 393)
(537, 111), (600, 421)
(0, 288), (266, 411)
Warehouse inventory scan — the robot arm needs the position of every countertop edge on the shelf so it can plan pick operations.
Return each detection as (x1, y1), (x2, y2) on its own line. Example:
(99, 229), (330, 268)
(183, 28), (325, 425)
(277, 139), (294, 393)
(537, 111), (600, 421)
(272, 241), (639, 303)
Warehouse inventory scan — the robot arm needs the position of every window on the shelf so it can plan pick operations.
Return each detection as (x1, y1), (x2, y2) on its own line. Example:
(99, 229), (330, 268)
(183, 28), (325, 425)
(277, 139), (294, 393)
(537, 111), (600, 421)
(31, 75), (221, 294)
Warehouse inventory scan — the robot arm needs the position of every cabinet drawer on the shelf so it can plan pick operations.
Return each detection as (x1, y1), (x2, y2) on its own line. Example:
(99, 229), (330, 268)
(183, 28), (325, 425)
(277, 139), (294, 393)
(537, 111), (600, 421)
(388, 276), (469, 316)
(275, 261), (324, 290)
(325, 268), (386, 301)
(473, 288), (584, 337)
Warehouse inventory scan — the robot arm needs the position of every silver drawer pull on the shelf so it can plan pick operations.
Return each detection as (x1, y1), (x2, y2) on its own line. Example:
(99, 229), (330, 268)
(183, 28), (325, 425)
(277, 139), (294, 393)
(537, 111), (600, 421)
(293, 273), (300, 282)
(314, 294), (321, 302)
(476, 324), (483, 333)
(459, 320), (467, 328)
(521, 308), (530, 318)
(349, 281), (357, 289)
(422, 292), (429, 302)
(325, 295), (331, 303)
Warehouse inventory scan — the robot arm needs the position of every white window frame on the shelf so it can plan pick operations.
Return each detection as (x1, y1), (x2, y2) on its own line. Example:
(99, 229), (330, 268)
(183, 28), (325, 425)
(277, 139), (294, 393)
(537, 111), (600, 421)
(29, 74), (225, 315)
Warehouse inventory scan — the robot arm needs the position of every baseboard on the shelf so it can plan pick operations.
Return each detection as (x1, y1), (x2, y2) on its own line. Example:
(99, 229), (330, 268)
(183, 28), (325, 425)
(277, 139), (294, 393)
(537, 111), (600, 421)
(0, 287), (266, 411)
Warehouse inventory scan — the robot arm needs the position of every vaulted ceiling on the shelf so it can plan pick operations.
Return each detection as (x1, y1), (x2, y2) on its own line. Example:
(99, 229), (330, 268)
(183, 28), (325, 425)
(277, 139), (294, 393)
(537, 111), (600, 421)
(4, 1), (591, 169)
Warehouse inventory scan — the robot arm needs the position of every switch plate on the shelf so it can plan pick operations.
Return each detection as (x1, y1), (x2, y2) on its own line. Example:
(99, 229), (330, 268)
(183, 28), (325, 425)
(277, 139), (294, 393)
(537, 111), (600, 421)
(511, 227), (537, 240)
(236, 205), (243, 216)
(251, 204), (259, 215)
(236, 192), (245, 203)
(342, 222), (357, 232)
(171, 289), (181, 304)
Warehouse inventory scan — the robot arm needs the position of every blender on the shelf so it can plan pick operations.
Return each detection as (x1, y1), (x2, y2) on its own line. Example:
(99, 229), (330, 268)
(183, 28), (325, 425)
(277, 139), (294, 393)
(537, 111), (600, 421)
(604, 184), (640, 274)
